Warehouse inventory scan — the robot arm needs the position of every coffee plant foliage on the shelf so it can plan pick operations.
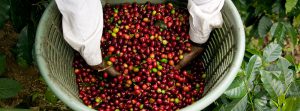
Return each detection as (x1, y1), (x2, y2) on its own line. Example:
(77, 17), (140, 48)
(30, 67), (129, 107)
(235, 0), (299, 52)
(0, 0), (50, 99)
(210, 43), (300, 111)
(209, 0), (300, 110)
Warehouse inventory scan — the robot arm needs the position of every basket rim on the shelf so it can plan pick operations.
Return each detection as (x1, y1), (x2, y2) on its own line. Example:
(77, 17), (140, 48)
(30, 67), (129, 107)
(35, 0), (245, 111)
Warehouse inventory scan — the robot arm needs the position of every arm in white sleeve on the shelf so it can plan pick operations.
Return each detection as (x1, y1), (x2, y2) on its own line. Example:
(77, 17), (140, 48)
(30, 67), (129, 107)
(55, 0), (103, 66)
(188, 0), (225, 44)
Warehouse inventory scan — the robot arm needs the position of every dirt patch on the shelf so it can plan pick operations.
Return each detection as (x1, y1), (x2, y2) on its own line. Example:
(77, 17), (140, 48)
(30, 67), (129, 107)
(283, 37), (300, 64)
(0, 22), (69, 111)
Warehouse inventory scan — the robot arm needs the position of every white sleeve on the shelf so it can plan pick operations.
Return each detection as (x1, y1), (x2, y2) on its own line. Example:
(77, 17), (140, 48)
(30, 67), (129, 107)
(55, 0), (103, 66)
(188, 0), (225, 44)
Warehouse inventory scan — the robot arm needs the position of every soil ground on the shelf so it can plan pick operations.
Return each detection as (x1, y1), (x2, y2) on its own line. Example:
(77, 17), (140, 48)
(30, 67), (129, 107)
(0, 22), (69, 111)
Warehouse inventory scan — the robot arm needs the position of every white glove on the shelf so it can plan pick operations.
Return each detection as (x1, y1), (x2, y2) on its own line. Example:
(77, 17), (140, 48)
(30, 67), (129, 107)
(188, 0), (224, 44)
(55, 0), (103, 66)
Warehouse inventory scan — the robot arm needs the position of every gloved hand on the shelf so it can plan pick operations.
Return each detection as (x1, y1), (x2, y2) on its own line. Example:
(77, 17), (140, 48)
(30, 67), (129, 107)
(55, 0), (120, 76)
(91, 62), (120, 76)
(175, 44), (204, 69)
(175, 0), (224, 69)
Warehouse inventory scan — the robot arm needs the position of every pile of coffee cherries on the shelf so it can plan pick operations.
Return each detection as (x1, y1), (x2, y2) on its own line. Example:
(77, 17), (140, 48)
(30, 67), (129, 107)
(73, 2), (206, 111)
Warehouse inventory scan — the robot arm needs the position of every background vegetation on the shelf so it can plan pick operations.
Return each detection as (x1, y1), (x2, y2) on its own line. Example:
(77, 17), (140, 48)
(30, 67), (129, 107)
(207, 0), (300, 110)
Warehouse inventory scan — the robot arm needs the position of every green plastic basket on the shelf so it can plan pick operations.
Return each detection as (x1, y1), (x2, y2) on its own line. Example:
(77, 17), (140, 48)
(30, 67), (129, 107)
(35, 0), (245, 110)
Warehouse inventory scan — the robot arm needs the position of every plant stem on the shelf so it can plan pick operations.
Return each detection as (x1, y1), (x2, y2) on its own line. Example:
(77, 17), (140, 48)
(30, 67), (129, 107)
(248, 92), (255, 111)
(243, 78), (255, 111)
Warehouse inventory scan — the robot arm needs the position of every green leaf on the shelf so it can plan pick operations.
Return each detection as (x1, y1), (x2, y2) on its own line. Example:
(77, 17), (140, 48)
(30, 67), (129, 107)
(269, 98), (278, 110)
(283, 22), (298, 47)
(253, 85), (261, 95)
(285, 22), (298, 46)
(0, 78), (22, 99)
(269, 71), (281, 78)
(248, 23), (259, 38)
(30, 4), (48, 27)
(287, 80), (300, 96)
(277, 57), (294, 86)
(225, 94), (248, 111)
(241, 61), (246, 70)
(218, 95), (231, 105)
(258, 16), (273, 38)
(45, 87), (58, 104)
(278, 94), (286, 108)
(0, 53), (6, 75)
(285, 0), (298, 13)
(31, 92), (40, 102)
(246, 55), (262, 77)
(0, 108), (31, 111)
(285, 0), (300, 16)
(263, 43), (282, 63)
(265, 65), (282, 79)
(9, 0), (31, 32)
(270, 22), (286, 45)
(253, 85), (268, 96)
(231, 0), (249, 22)
(17, 57), (29, 69)
(277, 57), (292, 74)
(244, 6), (258, 27)
(266, 64), (280, 71)
(282, 97), (300, 111)
(298, 64), (300, 73)
(224, 77), (247, 99)
(246, 55), (262, 90)
(0, 0), (10, 28)
(254, 0), (274, 15)
(16, 26), (34, 68)
(246, 48), (262, 56)
(244, 51), (253, 61)
(213, 105), (225, 111)
(254, 96), (270, 111)
(285, 54), (295, 65)
(272, 0), (286, 18)
(260, 70), (285, 98)
(293, 14), (300, 27)
(249, 73), (258, 91)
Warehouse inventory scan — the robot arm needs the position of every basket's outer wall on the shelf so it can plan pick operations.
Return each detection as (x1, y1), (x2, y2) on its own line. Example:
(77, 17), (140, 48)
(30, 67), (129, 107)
(35, 0), (245, 111)
(34, 1), (87, 111)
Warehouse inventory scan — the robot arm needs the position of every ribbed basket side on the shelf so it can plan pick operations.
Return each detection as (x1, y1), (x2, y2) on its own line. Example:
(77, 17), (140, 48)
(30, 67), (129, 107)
(35, 0), (80, 104)
(41, 4), (78, 99)
(202, 13), (235, 95)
